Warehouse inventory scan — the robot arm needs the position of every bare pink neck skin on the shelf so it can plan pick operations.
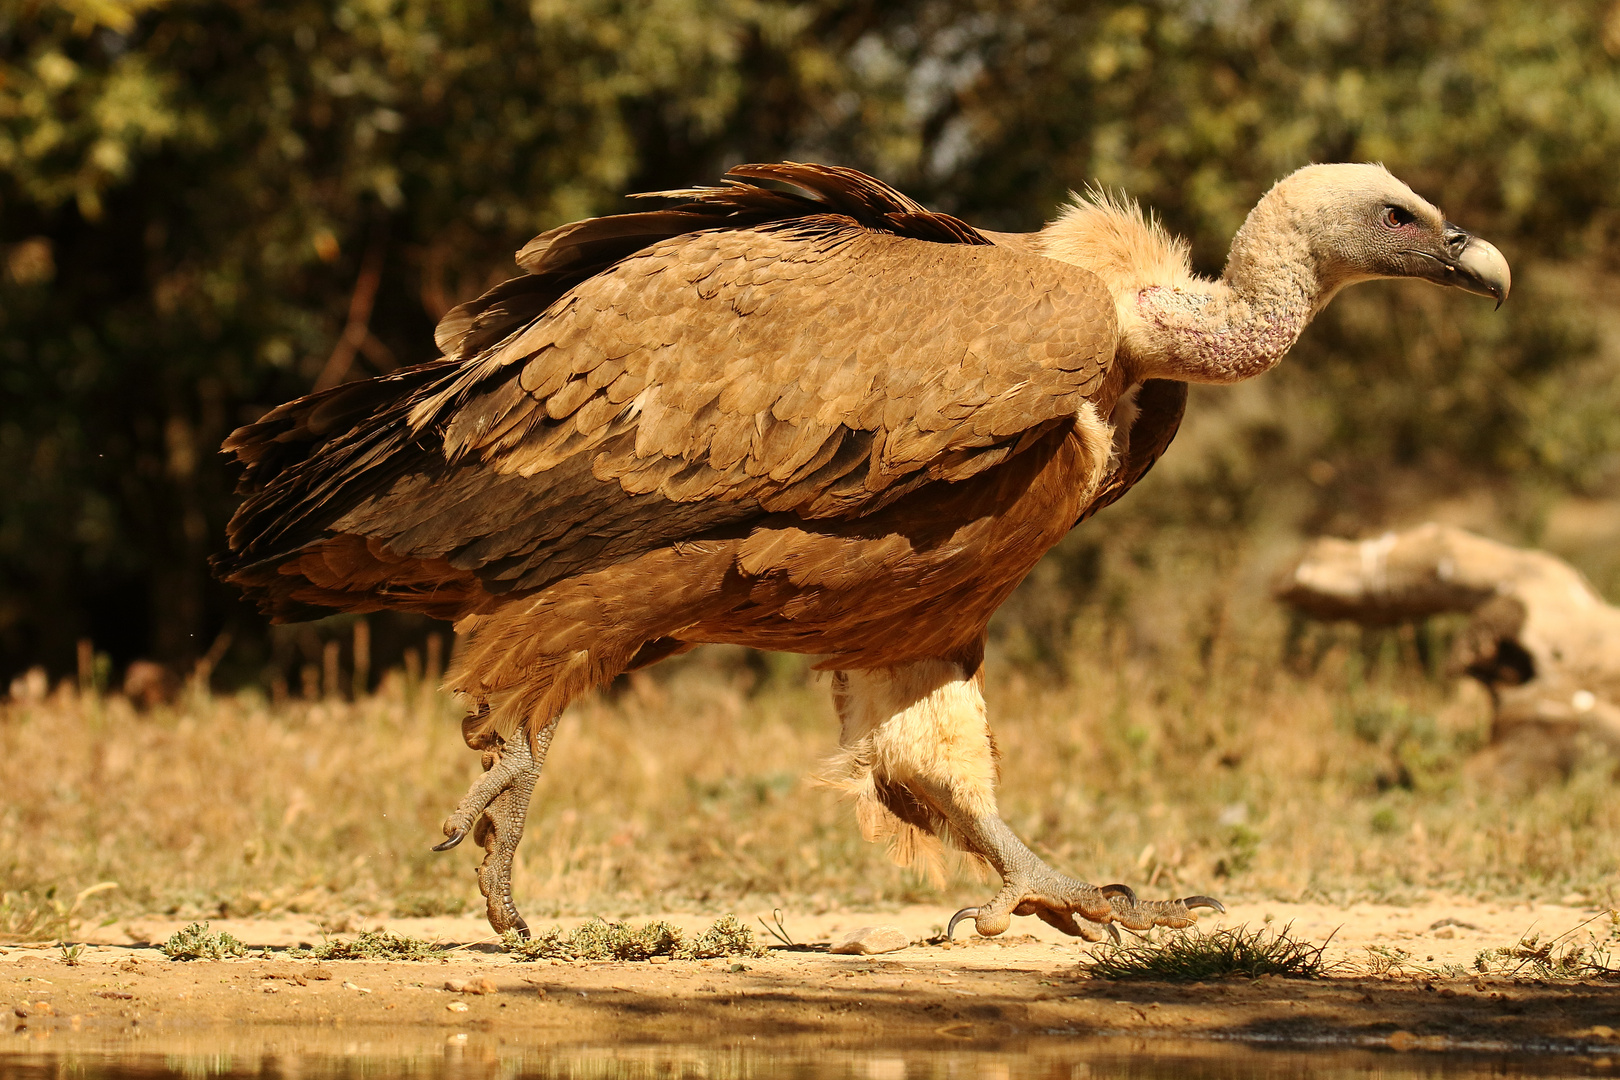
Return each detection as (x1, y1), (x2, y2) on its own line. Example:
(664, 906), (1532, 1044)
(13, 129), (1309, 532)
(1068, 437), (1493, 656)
(1130, 192), (1333, 385)
(1134, 285), (1311, 384)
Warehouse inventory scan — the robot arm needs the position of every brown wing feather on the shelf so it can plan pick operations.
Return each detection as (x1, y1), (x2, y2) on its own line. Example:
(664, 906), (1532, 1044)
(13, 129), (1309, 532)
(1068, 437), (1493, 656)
(434, 161), (989, 363)
(323, 227), (1114, 596)
(216, 165), (1118, 620)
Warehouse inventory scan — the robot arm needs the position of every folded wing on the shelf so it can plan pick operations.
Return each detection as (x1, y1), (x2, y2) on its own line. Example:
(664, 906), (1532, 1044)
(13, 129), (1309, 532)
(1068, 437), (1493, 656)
(218, 165), (1119, 618)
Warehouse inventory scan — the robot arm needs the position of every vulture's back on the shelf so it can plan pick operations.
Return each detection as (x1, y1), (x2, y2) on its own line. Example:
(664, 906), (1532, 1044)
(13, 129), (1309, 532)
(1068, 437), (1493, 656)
(216, 164), (1125, 627)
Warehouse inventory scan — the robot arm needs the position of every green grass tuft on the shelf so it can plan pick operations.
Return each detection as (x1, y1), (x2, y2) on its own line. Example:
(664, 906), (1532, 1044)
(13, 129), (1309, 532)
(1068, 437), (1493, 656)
(161, 921), (247, 961)
(503, 914), (764, 962)
(296, 929), (442, 961)
(1085, 923), (1332, 981)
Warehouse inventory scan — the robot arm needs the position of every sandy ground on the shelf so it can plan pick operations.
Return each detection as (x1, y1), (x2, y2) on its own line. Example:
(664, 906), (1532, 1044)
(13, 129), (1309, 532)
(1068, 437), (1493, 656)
(2, 899), (1619, 1067)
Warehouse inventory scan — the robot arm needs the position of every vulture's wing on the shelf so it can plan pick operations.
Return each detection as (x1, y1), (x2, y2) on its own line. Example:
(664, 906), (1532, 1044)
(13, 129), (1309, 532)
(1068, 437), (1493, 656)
(220, 165), (1118, 615)
(1078, 379), (1187, 524)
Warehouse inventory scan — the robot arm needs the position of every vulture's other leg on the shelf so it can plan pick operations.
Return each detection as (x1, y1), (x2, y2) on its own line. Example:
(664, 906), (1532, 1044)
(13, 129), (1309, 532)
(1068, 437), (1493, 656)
(831, 660), (1222, 941)
(433, 711), (558, 938)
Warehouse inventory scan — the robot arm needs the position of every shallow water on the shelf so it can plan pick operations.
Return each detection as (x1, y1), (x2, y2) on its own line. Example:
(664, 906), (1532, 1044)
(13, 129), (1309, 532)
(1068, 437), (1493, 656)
(3, 1035), (1618, 1079)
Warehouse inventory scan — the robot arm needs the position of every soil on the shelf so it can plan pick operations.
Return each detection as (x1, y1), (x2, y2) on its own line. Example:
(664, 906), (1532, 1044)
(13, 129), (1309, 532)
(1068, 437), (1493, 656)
(3, 899), (1618, 1063)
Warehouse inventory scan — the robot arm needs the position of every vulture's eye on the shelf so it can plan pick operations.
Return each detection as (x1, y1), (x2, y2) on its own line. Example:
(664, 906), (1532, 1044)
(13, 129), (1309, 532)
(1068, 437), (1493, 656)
(1381, 205), (1417, 229)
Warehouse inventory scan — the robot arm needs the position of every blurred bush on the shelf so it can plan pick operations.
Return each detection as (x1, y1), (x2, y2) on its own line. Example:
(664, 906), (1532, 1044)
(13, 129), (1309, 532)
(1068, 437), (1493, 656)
(3, 0), (1620, 684)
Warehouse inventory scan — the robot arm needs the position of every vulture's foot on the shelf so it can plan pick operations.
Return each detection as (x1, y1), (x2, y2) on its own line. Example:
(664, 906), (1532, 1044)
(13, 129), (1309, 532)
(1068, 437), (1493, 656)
(432, 720), (556, 938)
(945, 813), (1223, 941)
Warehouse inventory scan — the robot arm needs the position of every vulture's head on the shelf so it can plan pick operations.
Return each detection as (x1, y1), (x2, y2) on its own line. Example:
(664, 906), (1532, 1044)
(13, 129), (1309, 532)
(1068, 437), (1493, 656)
(1233, 162), (1511, 309)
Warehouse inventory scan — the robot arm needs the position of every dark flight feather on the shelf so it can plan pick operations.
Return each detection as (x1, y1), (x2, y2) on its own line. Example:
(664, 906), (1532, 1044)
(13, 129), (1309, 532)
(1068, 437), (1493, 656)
(217, 163), (1118, 625)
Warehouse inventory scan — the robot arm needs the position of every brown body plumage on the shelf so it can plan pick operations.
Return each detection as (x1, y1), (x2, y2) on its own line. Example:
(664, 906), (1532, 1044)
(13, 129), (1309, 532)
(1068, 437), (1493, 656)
(218, 162), (1508, 939)
(221, 165), (1172, 740)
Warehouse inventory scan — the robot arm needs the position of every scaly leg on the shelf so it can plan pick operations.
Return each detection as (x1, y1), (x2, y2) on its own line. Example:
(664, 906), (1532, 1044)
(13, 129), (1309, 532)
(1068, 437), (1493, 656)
(432, 718), (557, 938)
(830, 659), (1222, 942)
(935, 791), (1222, 940)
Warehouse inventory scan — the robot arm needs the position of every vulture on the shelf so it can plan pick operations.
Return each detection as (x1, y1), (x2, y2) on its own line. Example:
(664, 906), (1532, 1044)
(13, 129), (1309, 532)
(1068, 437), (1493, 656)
(217, 162), (1509, 941)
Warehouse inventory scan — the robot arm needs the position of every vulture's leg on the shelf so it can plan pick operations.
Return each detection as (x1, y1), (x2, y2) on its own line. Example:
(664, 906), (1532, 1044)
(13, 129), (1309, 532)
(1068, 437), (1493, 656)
(433, 715), (557, 938)
(831, 660), (1222, 941)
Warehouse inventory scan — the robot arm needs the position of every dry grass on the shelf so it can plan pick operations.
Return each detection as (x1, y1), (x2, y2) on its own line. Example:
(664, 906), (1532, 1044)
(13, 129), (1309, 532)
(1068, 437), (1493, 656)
(2, 585), (1618, 940)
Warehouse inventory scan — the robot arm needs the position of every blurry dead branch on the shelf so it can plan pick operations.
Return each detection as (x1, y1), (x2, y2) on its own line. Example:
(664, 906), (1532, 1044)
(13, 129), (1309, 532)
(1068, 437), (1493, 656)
(1277, 523), (1620, 768)
(315, 238), (395, 390)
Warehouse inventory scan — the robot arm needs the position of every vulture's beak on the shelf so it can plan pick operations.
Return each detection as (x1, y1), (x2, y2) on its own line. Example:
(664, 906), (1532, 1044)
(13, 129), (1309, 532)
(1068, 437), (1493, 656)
(1412, 224), (1512, 308)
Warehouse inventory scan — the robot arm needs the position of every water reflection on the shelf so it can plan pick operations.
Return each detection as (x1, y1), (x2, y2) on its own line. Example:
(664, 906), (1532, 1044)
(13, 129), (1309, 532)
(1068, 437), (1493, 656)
(2, 1035), (1616, 1080)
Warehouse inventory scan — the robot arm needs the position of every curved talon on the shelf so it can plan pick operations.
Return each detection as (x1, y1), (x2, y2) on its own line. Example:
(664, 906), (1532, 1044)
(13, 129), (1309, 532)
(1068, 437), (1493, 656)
(946, 907), (980, 940)
(1181, 895), (1225, 914)
(432, 829), (466, 852)
(1099, 882), (1138, 905)
(1106, 922), (1122, 944)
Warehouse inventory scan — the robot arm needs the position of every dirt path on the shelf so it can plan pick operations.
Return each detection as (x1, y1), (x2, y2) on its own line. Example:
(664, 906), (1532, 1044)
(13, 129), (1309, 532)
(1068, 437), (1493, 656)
(3, 900), (1618, 1061)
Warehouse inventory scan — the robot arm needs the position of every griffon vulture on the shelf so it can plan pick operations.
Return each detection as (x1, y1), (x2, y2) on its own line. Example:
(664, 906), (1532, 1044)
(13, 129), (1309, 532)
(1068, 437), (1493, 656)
(218, 162), (1509, 941)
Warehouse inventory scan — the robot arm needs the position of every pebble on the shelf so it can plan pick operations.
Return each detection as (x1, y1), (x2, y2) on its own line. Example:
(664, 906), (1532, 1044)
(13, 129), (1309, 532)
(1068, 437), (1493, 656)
(830, 926), (910, 955)
(446, 1001), (470, 1013)
(445, 977), (497, 995)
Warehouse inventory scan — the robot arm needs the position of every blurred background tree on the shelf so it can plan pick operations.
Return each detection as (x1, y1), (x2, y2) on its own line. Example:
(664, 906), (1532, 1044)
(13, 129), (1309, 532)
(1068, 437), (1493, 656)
(3, 0), (1619, 687)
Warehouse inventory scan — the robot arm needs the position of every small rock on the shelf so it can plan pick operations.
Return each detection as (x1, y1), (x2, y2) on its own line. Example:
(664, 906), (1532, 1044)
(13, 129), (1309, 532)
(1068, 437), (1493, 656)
(446, 1001), (470, 1013)
(445, 977), (497, 995)
(830, 926), (910, 955)
(649, 956), (670, 965)
(306, 964), (333, 981)
(1387, 1031), (1418, 1052)
(1587, 1025), (1617, 1040)
(1432, 927), (1455, 939)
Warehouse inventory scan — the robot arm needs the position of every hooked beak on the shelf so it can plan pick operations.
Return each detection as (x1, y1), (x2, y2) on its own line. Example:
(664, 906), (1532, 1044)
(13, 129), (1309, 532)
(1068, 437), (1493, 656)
(1413, 224), (1512, 309)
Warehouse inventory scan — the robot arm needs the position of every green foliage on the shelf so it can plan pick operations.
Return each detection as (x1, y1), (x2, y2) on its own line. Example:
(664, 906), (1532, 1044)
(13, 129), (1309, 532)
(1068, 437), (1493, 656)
(1086, 923), (1332, 981)
(161, 920), (247, 960)
(503, 914), (763, 962)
